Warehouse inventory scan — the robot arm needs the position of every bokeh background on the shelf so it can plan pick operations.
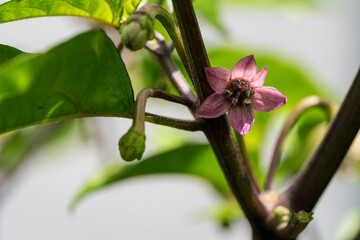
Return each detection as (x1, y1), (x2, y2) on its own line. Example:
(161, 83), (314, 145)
(0, 0), (359, 239)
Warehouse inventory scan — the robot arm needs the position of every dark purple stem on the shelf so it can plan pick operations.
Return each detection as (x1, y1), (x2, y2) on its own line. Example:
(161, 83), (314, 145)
(145, 33), (197, 104)
(283, 67), (360, 212)
(171, 0), (268, 232)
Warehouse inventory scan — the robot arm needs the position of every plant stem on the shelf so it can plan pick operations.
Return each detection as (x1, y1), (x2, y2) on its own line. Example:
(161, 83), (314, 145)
(170, 1), (212, 102)
(265, 96), (337, 191)
(145, 32), (197, 104)
(172, 0), (268, 232)
(144, 113), (204, 131)
(280, 211), (313, 239)
(283, 68), (360, 212)
(0, 112), (203, 136)
(353, 228), (360, 240)
(234, 131), (260, 194)
(117, 41), (124, 53)
(136, 4), (190, 75)
(132, 87), (194, 131)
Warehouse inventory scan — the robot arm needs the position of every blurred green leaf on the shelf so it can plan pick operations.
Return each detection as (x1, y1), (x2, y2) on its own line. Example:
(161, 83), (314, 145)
(276, 108), (329, 183)
(0, 121), (74, 172)
(0, 44), (23, 65)
(335, 208), (360, 240)
(205, 199), (243, 228)
(121, 0), (142, 23)
(0, 0), (124, 27)
(70, 144), (231, 209)
(224, 0), (316, 8)
(135, 52), (174, 91)
(193, 0), (224, 31)
(0, 29), (134, 135)
(138, 52), (166, 88)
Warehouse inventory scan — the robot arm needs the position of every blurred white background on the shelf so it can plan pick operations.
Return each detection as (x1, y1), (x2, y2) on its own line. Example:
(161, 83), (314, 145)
(0, 0), (359, 239)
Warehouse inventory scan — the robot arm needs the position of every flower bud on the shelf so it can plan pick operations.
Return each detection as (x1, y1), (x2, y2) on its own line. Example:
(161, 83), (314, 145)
(273, 206), (291, 224)
(120, 13), (154, 51)
(118, 126), (146, 161)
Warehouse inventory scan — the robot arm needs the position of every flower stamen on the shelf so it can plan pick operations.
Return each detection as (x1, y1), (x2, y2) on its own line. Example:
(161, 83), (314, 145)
(244, 98), (252, 104)
(225, 79), (255, 106)
(231, 91), (241, 106)
(248, 88), (255, 98)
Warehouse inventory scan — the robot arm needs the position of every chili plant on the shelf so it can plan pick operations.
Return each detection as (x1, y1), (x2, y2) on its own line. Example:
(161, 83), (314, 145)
(0, 0), (359, 239)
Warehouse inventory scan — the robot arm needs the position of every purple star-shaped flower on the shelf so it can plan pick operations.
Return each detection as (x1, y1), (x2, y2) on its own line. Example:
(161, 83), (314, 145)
(195, 55), (287, 135)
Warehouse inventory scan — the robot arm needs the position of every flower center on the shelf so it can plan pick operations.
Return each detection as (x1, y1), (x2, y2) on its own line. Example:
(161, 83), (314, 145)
(225, 79), (255, 106)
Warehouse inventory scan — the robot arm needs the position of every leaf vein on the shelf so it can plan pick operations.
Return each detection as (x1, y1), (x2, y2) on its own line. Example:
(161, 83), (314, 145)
(55, 0), (92, 16)
(101, 0), (115, 23)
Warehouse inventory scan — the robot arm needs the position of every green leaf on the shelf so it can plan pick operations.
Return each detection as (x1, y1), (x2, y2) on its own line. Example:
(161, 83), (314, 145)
(0, 121), (74, 175)
(0, 0), (125, 27)
(335, 208), (360, 240)
(276, 109), (329, 182)
(224, 0), (316, 8)
(121, 0), (142, 23)
(193, 0), (224, 31)
(0, 44), (23, 65)
(0, 29), (134, 134)
(70, 144), (231, 209)
(205, 199), (243, 228)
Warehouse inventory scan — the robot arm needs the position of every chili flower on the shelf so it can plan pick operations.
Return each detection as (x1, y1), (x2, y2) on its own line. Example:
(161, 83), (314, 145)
(195, 55), (287, 135)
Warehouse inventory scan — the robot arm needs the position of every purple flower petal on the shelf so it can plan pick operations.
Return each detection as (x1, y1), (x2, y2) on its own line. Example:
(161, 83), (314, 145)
(250, 66), (268, 87)
(227, 106), (255, 135)
(231, 55), (257, 81)
(205, 67), (231, 92)
(251, 86), (287, 112)
(195, 93), (231, 118)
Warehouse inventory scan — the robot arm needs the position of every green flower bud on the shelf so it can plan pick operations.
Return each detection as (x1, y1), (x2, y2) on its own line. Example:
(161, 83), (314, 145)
(118, 126), (146, 161)
(120, 13), (154, 51)
(274, 206), (291, 224)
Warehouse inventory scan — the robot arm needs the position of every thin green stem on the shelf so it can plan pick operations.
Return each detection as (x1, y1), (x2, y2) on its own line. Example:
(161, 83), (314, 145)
(132, 87), (194, 131)
(280, 211), (314, 239)
(234, 131), (260, 194)
(145, 113), (204, 131)
(265, 96), (337, 191)
(0, 111), (202, 136)
(136, 4), (190, 76)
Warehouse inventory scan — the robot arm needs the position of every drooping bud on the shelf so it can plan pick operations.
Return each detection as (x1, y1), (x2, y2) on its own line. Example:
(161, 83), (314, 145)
(120, 13), (154, 51)
(118, 126), (146, 161)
